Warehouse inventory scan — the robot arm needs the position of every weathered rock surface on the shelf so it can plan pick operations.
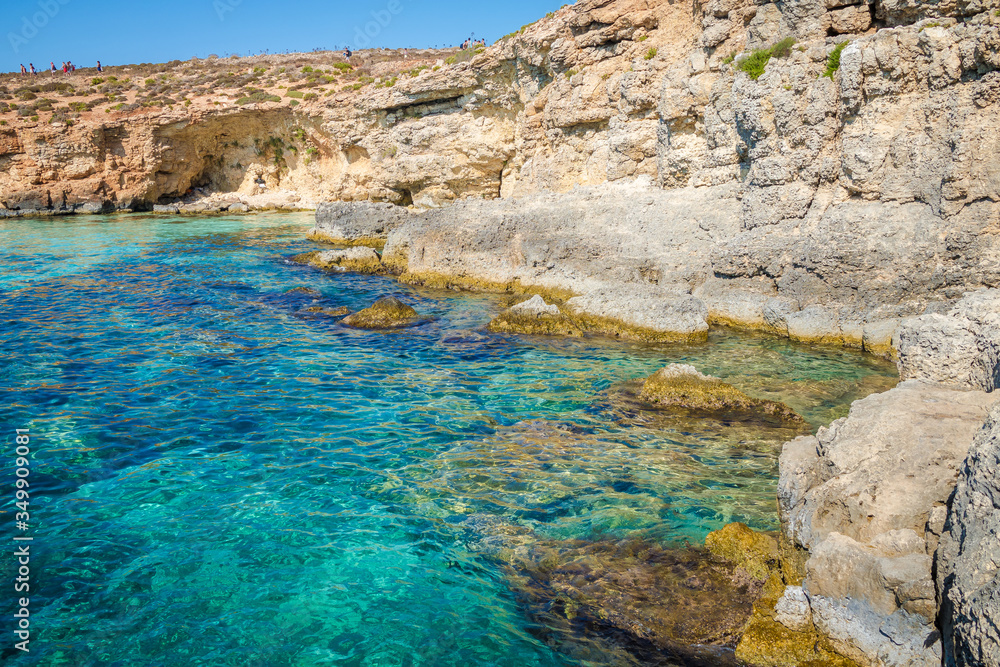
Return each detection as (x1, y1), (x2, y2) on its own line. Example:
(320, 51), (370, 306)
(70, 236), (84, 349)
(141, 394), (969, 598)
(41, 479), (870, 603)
(293, 247), (384, 274)
(780, 381), (996, 550)
(639, 364), (806, 425)
(778, 380), (996, 666)
(486, 295), (582, 336)
(938, 402), (1000, 667)
(309, 201), (412, 247)
(896, 289), (1000, 391)
(341, 296), (421, 329)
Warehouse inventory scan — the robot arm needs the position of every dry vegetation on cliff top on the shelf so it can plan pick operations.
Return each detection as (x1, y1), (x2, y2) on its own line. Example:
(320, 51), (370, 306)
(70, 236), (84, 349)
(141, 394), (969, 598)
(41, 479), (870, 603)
(0, 47), (462, 126)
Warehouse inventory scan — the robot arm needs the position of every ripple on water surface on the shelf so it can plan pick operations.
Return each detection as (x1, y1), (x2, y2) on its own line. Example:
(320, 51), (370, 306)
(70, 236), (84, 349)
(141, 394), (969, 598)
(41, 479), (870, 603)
(0, 213), (897, 666)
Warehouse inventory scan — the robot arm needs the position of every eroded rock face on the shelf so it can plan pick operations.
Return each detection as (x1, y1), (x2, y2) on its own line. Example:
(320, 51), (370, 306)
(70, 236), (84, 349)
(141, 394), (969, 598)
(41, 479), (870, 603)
(895, 289), (1000, 391)
(938, 402), (1000, 667)
(778, 380), (996, 666)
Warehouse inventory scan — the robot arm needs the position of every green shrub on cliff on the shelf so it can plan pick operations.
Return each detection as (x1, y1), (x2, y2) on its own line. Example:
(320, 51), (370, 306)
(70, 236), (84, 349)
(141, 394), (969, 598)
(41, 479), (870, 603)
(822, 40), (849, 79)
(237, 91), (281, 105)
(737, 36), (795, 80)
(771, 36), (796, 58)
(644, 47), (657, 60)
(738, 49), (772, 80)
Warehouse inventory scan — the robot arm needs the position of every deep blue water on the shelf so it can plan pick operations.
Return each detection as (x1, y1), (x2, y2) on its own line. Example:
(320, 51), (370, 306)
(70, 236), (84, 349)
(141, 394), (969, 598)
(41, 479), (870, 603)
(0, 213), (896, 665)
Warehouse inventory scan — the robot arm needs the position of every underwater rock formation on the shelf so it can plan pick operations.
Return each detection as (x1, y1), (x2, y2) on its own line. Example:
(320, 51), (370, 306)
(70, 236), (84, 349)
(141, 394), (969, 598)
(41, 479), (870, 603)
(638, 364), (806, 426)
(341, 296), (421, 329)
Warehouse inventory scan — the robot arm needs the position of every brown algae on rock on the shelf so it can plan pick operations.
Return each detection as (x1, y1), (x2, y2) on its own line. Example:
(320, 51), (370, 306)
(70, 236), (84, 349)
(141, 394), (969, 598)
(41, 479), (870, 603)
(735, 583), (860, 667)
(700, 522), (856, 667)
(638, 364), (807, 426)
(705, 522), (780, 582)
(487, 295), (583, 336)
(341, 296), (421, 329)
(464, 517), (762, 666)
(306, 227), (388, 250)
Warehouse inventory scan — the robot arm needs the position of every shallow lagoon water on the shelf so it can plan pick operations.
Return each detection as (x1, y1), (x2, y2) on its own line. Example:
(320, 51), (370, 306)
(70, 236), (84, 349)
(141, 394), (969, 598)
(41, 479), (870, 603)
(0, 213), (896, 665)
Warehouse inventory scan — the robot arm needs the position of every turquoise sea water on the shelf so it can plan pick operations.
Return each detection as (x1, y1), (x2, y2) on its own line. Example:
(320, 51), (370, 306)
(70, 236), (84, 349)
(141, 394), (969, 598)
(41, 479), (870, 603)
(0, 213), (897, 666)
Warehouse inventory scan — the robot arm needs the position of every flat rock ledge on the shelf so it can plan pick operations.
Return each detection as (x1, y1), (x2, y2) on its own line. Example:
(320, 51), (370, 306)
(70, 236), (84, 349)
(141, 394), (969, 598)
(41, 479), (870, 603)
(487, 289), (709, 342)
(639, 364), (806, 426)
(563, 286), (710, 343)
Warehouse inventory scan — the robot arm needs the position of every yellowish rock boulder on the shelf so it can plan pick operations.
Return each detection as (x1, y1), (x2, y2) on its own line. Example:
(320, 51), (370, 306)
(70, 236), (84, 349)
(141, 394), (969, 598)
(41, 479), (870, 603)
(705, 522), (780, 582)
(638, 364), (806, 426)
(341, 296), (421, 329)
(487, 295), (582, 336)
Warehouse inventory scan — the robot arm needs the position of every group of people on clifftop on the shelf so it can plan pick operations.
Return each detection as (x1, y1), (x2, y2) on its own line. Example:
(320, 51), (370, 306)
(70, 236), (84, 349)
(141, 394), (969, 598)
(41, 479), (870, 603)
(17, 61), (102, 76)
(460, 38), (485, 50)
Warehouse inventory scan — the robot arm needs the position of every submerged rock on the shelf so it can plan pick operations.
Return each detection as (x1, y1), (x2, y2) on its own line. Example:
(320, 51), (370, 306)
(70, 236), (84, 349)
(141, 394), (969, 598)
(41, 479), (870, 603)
(705, 522), (780, 582)
(301, 305), (350, 317)
(293, 248), (385, 274)
(465, 517), (759, 666)
(341, 296), (421, 329)
(487, 295), (582, 336)
(638, 364), (806, 426)
(285, 286), (321, 296)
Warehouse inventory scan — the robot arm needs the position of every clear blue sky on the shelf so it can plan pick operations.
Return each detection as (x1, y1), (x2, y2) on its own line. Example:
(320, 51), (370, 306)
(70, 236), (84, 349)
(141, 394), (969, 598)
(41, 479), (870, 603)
(4, 0), (568, 71)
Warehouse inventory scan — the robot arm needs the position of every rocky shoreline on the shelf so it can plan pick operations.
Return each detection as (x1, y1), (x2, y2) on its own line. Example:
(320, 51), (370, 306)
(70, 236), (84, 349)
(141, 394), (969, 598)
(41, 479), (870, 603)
(299, 193), (1000, 666)
(4, 0), (997, 661)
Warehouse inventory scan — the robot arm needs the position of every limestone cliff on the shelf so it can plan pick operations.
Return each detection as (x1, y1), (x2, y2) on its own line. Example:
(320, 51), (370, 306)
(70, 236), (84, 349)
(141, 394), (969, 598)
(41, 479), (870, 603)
(9, 0), (993, 349)
(4, 1), (1000, 665)
(6, 0), (994, 226)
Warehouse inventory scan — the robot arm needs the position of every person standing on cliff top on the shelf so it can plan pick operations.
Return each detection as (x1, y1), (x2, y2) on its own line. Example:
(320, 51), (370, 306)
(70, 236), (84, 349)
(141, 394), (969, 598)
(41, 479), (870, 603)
(50, 62), (57, 75)
(20, 64), (27, 75)
(29, 64), (36, 75)
(97, 61), (103, 73)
